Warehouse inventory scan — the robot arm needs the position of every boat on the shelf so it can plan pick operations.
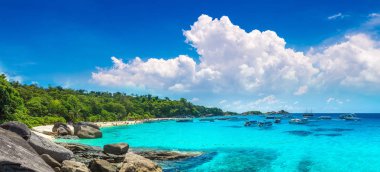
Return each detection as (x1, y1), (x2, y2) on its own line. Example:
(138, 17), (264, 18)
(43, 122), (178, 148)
(302, 109), (314, 118)
(274, 118), (281, 123)
(228, 117), (249, 121)
(318, 116), (332, 120)
(199, 118), (215, 122)
(176, 119), (193, 122)
(265, 115), (276, 119)
(258, 121), (273, 128)
(289, 118), (308, 124)
(339, 113), (360, 121)
(244, 120), (257, 127)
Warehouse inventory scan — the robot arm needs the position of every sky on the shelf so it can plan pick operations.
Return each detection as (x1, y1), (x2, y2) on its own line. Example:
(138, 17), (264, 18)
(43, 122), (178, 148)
(1, 0), (380, 113)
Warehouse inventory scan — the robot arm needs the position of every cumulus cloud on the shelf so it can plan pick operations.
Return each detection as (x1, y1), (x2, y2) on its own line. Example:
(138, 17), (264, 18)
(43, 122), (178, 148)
(92, 14), (380, 108)
(93, 14), (318, 95)
(311, 34), (380, 89)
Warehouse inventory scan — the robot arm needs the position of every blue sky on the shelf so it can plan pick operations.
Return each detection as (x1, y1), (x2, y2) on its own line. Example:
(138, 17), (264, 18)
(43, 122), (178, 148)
(1, 0), (380, 112)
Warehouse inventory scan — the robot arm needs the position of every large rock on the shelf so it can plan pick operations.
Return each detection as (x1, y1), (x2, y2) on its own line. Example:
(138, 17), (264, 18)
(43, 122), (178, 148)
(135, 150), (201, 161)
(41, 154), (61, 168)
(104, 143), (129, 155)
(74, 124), (102, 139)
(28, 132), (74, 162)
(89, 159), (117, 172)
(53, 122), (73, 136)
(0, 128), (54, 172)
(61, 160), (89, 172)
(0, 121), (31, 140)
(119, 153), (162, 172)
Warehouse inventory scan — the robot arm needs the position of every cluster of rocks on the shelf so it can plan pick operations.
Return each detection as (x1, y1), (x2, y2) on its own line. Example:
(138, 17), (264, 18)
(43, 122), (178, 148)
(52, 122), (102, 139)
(0, 121), (163, 172)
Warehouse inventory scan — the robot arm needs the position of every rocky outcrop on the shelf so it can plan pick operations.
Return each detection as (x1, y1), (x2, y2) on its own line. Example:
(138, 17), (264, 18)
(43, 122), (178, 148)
(104, 143), (129, 155)
(135, 150), (201, 161)
(41, 154), (61, 168)
(61, 160), (90, 172)
(119, 153), (162, 172)
(28, 132), (74, 162)
(0, 128), (54, 172)
(89, 159), (117, 172)
(74, 123), (102, 139)
(53, 122), (73, 136)
(0, 121), (31, 140)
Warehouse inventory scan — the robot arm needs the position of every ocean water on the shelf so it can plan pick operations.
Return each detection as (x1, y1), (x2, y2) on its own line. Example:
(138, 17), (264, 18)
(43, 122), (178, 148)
(58, 114), (380, 172)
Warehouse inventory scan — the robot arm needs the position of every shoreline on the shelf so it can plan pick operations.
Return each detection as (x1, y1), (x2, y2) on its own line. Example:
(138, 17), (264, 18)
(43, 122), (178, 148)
(31, 118), (177, 141)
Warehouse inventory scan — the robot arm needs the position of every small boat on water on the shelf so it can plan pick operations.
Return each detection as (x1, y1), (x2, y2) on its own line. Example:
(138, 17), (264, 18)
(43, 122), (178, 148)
(244, 120), (258, 127)
(199, 118), (215, 122)
(274, 118), (281, 123)
(289, 118), (308, 124)
(176, 119), (193, 122)
(318, 116), (332, 120)
(339, 113), (360, 121)
(265, 115), (276, 119)
(258, 121), (273, 128)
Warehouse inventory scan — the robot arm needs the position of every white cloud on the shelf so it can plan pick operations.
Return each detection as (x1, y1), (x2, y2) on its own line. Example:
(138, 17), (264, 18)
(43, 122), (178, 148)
(369, 13), (380, 18)
(219, 100), (227, 104)
(326, 97), (335, 103)
(326, 97), (345, 104)
(293, 85), (308, 95)
(190, 97), (199, 102)
(327, 13), (348, 20)
(311, 34), (380, 89)
(254, 95), (278, 105)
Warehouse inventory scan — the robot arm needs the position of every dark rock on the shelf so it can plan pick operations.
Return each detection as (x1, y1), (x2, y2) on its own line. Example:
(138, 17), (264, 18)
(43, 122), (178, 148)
(54, 167), (61, 172)
(28, 132), (74, 162)
(135, 150), (201, 161)
(74, 124), (102, 139)
(53, 122), (73, 135)
(298, 159), (313, 172)
(0, 121), (31, 140)
(61, 160), (89, 172)
(89, 159), (117, 172)
(0, 128), (54, 172)
(56, 135), (80, 140)
(119, 153), (162, 172)
(75, 122), (100, 131)
(314, 133), (342, 137)
(57, 143), (124, 165)
(104, 143), (129, 155)
(41, 154), (61, 168)
(312, 128), (353, 132)
(286, 130), (313, 137)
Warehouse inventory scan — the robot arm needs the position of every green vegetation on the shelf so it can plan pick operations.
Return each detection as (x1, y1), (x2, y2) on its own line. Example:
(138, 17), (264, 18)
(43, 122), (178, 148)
(241, 111), (262, 115)
(0, 74), (224, 127)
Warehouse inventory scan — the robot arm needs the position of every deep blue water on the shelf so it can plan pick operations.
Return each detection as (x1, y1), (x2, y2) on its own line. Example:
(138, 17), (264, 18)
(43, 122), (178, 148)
(57, 113), (380, 172)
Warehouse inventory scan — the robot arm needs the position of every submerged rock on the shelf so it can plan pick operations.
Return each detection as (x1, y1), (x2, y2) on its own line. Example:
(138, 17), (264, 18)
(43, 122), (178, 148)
(0, 121), (31, 140)
(135, 150), (201, 161)
(119, 153), (162, 172)
(286, 130), (313, 137)
(0, 128), (54, 172)
(89, 159), (117, 172)
(61, 160), (90, 172)
(104, 143), (129, 155)
(314, 133), (342, 137)
(28, 132), (74, 162)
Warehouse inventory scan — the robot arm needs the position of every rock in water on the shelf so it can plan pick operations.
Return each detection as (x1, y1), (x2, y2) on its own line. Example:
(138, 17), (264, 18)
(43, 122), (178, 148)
(89, 159), (117, 172)
(0, 121), (31, 140)
(104, 143), (129, 155)
(28, 132), (74, 162)
(74, 125), (102, 139)
(61, 160), (90, 172)
(135, 150), (201, 161)
(53, 122), (73, 136)
(119, 153), (162, 172)
(0, 128), (54, 172)
(41, 154), (61, 168)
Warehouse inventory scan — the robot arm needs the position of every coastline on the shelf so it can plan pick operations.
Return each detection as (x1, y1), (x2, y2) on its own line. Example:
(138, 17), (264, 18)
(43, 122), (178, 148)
(31, 118), (177, 141)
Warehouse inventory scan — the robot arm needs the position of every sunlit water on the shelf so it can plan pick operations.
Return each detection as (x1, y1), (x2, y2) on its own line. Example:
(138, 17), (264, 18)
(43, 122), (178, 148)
(57, 114), (380, 172)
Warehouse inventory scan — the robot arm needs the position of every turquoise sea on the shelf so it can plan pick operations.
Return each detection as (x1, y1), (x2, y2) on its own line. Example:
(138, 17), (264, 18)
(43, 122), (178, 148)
(58, 114), (380, 172)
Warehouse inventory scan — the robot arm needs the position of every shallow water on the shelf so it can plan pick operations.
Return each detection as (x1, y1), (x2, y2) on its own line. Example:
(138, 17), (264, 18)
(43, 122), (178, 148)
(58, 113), (380, 172)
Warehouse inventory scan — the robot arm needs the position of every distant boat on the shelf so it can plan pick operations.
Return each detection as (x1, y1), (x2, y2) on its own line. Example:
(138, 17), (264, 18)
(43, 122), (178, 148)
(289, 118), (308, 124)
(339, 113), (360, 121)
(244, 120), (257, 127)
(176, 119), (193, 122)
(274, 118), (281, 123)
(258, 121), (273, 128)
(302, 109), (314, 118)
(265, 115), (276, 119)
(318, 116), (332, 120)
